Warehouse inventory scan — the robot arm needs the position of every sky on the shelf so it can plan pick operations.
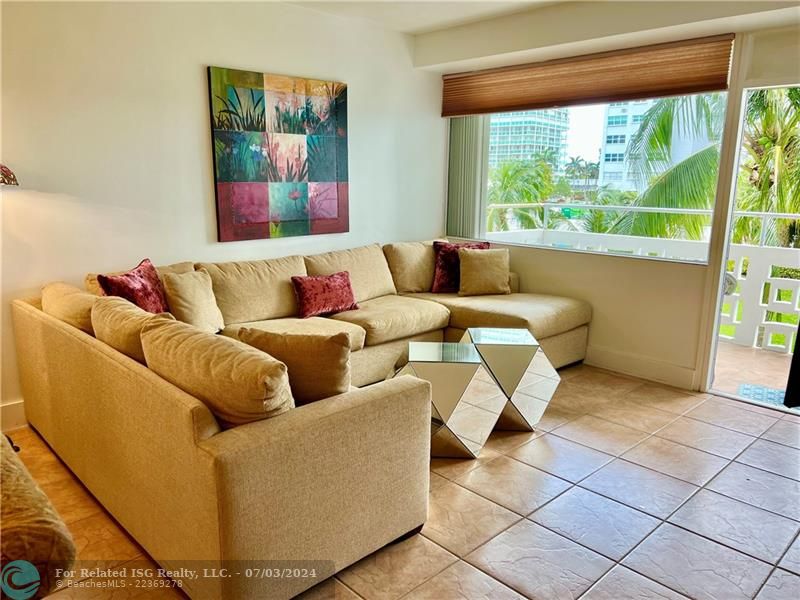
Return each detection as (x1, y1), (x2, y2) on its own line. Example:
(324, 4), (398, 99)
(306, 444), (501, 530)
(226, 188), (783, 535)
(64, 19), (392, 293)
(566, 104), (606, 163)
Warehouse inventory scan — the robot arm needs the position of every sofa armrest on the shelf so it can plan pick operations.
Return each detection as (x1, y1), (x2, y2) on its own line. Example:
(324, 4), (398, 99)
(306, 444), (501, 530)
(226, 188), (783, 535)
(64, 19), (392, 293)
(198, 375), (431, 599)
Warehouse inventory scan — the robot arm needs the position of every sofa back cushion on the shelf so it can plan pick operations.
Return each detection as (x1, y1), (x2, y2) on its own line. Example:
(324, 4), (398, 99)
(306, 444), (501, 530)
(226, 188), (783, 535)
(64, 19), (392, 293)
(304, 244), (396, 303)
(91, 296), (175, 363)
(198, 255), (307, 325)
(162, 269), (224, 333)
(383, 240), (446, 294)
(41, 283), (97, 335)
(85, 261), (194, 296)
(238, 329), (351, 405)
(141, 319), (293, 428)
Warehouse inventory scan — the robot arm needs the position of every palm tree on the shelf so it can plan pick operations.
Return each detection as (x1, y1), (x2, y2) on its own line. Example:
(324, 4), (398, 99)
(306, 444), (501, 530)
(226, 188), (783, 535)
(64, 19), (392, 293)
(565, 156), (585, 180)
(618, 89), (800, 244)
(486, 156), (554, 232)
(584, 161), (600, 184)
(562, 188), (630, 233)
(734, 88), (800, 245)
(617, 93), (726, 239)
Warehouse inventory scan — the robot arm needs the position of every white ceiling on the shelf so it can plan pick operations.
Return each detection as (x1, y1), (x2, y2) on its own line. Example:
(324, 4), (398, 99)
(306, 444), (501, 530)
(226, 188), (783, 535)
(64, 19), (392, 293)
(296, 1), (559, 34)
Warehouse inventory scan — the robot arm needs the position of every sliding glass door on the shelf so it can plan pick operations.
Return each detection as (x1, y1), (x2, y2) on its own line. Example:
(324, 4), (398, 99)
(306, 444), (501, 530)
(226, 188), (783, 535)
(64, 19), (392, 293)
(710, 86), (800, 411)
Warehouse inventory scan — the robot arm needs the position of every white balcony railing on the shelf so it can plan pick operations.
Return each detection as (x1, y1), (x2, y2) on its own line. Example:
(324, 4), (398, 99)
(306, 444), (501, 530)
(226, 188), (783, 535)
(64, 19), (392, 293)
(485, 202), (800, 355)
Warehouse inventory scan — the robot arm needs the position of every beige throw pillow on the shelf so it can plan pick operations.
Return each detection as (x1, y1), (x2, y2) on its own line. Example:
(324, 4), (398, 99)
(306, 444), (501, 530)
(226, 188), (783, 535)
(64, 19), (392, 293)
(91, 296), (174, 363)
(382, 240), (445, 294)
(162, 269), (224, 333)
(458, 248), (511, 296)
(238, 329), (351, 406)
(141, 319), (293, 428)
(41, 283), (97, 335)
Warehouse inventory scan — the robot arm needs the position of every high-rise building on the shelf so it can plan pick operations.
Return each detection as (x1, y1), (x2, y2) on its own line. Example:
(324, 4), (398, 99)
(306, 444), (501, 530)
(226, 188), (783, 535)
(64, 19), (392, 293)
(488, 109), (569, 172)
(598, 100), (655, 190)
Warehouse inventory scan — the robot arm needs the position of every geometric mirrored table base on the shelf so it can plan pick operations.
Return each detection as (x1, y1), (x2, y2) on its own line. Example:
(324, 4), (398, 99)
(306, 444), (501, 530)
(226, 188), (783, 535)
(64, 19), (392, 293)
(461, 327), (561, 432)
(397, 330), (561, 458)
(397, 342), (505, 458)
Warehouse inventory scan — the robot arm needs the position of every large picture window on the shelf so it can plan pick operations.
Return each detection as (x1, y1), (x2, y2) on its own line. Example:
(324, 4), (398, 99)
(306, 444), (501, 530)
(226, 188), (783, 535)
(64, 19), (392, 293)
(443, 35), (741, 263)
(450, 91), (732, 263)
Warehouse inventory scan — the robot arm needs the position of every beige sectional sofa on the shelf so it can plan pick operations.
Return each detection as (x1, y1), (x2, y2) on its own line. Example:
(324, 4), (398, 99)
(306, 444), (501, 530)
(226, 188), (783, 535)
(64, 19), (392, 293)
(10, 240), (591, 600)
(206, 243), (590, 387)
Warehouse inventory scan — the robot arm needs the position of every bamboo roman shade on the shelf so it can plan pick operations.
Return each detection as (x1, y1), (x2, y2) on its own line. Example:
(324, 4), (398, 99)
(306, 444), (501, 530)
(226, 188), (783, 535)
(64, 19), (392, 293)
(442, 34), (734, 117)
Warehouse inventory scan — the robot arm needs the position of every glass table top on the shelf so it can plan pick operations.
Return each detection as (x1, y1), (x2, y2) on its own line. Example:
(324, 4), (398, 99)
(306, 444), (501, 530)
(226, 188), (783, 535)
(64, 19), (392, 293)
(466, 327), (538, 346)
(408, 342), (482, 364)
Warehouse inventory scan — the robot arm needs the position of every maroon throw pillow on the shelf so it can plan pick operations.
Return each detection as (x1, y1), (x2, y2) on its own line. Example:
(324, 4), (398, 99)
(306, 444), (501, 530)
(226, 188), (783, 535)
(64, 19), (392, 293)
(97, 258), (170, 314)
(291, 271), (359, 318)
(431, 241), (490, 293)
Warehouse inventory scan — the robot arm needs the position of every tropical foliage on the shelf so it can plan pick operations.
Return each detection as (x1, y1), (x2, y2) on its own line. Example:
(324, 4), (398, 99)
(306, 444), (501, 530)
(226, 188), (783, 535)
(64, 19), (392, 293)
(486, 88), (800, 248)
(486, 155), (553, 232)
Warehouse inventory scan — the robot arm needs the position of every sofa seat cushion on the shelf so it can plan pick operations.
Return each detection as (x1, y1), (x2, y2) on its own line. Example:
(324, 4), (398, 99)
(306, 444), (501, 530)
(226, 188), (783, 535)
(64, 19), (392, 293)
(330, 295), (450, 346)
(406, 292), (591, 340)
(221, 317), (367, 352)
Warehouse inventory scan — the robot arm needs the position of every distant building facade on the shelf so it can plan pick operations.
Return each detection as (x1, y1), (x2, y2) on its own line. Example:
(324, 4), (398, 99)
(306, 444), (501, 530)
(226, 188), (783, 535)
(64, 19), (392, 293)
(598, 100), (656, 190)
(488, 109), (569, 173)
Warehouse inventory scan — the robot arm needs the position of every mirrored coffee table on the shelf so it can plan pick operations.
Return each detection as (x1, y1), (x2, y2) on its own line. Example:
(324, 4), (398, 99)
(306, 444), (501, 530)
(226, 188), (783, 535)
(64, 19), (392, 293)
(461, 327), (561, 431)
(397, 342), (504, 458)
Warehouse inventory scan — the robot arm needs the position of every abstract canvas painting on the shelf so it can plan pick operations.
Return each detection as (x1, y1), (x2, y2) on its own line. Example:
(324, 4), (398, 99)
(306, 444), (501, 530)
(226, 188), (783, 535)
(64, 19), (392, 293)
(208, 66), (348, 242)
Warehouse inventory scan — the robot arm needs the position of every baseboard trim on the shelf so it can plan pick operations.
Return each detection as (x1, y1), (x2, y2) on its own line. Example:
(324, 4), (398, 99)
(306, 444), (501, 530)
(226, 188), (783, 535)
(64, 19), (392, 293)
(585, 345), (697, 390)
(1, 400), (27, 432)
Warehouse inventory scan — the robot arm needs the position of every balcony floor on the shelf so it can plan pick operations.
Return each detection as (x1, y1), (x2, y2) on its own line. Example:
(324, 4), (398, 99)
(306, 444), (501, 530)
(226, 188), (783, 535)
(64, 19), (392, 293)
(713, 340), (794, 409)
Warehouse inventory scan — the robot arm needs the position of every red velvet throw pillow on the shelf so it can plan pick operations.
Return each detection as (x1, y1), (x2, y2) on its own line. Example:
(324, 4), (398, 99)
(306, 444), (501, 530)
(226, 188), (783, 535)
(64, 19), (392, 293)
(431, 241), (490, 293)
(97, 258), (170, 314)
(291, 271), (359, 318)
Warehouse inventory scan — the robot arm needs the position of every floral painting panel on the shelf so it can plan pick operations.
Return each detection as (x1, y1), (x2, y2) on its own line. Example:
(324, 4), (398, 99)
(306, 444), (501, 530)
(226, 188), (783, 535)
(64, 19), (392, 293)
(307, 136), (336, 182)
(216, 183), (271, 241)
(309, 182), (338, 220)
(214, 131), (268, 182)
(209, 66), (347, 242)
(269, 182), (309, 222)
(264, 133), (308, 182)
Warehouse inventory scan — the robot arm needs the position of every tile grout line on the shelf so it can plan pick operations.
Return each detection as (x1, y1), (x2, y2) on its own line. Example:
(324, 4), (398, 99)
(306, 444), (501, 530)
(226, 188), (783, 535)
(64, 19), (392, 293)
(441, 416), (676, 599)
(616, 428), (783, 600)
(332, 575), (366, 599)
(420, 513), (532, 598)
(576, 412), (785, 599)
(751, 537), (800, 600)
(720, 431), (796, 600)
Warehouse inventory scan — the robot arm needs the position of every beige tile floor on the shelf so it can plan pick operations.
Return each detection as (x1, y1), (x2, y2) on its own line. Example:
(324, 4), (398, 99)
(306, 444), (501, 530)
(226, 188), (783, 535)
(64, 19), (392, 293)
(9, 364), (800, 599)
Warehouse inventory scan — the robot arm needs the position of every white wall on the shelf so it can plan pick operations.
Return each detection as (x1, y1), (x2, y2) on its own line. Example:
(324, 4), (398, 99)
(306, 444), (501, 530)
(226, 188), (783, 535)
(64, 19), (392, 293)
(0, 1), (447, 428)
(503, 244), (708, 389)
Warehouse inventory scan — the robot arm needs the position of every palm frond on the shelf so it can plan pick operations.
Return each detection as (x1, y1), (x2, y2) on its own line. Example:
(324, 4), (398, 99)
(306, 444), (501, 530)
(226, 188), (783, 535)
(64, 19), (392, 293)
(611, 144), (719, 240)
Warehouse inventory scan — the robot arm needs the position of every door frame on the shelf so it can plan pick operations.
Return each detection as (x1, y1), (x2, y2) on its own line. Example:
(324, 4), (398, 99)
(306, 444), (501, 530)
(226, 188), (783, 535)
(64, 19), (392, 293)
(697, 31), (800, 410)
